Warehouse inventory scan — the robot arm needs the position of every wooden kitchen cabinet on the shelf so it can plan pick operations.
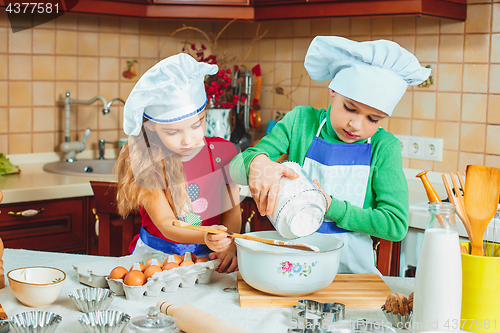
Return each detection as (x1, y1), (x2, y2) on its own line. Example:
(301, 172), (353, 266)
(0, 197), (88, 254)
(240, 197), (274, 234)
(64, 0), (466, 21)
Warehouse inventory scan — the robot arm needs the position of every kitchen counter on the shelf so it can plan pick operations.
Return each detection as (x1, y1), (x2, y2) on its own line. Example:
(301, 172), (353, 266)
(1, 248), (414, 332)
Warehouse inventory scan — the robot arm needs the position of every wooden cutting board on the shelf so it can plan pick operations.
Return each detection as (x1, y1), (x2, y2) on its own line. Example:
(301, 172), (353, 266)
(237, 273), (393, 308)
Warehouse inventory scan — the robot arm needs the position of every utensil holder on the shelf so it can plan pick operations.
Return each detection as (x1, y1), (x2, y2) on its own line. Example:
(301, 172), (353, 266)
(460, 243), (500, 333)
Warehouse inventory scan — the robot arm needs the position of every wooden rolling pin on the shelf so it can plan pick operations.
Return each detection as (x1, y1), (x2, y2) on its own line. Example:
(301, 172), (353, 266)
(157, 301), (249, 333)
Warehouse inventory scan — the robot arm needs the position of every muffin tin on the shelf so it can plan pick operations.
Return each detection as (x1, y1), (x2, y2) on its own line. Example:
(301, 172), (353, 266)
(73, 252), (220, 300)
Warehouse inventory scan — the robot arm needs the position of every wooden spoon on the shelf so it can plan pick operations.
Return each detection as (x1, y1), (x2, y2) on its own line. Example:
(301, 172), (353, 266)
(464, 165), (500, 256)
(172, 221), (320, 252)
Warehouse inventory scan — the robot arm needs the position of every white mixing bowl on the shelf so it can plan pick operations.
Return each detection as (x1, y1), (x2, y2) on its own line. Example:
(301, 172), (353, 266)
(235, 231), (343, 296)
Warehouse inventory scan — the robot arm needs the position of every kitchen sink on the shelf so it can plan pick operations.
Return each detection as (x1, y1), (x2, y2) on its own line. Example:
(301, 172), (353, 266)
(43, 159), (117, 176)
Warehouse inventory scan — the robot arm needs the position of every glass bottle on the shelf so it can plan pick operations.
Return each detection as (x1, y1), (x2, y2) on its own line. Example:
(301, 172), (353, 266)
(129, 307), (180, 332)
(412, 202), (462, 332)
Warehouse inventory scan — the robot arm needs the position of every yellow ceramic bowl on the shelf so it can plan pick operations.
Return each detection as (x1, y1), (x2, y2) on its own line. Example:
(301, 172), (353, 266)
(460, 243), (500, 333)
(8, 266), (66, 307)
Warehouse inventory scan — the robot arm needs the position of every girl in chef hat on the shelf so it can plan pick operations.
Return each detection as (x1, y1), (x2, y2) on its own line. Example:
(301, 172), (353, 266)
(230, 36), (431, 274)
(115, 53), (242, 273)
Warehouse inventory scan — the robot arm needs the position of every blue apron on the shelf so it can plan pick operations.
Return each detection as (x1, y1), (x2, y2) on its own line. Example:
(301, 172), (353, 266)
(303, 119), (379, 274)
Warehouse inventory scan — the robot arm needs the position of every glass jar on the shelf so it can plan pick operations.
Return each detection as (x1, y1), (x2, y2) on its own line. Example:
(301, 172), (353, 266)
(129, 307), (180, 332)
(412, 202), (462, 332)
(267, 161), (328, 239)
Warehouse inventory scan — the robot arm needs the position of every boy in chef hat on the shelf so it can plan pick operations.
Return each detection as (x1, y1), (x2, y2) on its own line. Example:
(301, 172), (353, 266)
(115, 53), (242, 273)
(230, 36), (431, 274)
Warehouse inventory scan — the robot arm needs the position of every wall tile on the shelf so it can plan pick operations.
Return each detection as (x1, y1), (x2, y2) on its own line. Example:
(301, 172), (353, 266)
(394, 17), (415, 35)
(0, 82), (7, 107)
(466, 4), (492, 33)
(158, 36), (178, 59)
(139, 35), (159, 58)
(56, 31), (77, 55)
(77, 82), (98, 100)
(393, 36), (415, 54)
(9, 134), (31, 154)
(464, 34), (490, 63)
(409, 158), (434, 170)
(440, 19), (465, 34)
(259, 21), (276, 39)
(9, 82), (32, 107)
(139, 19), (159, 35)
(99, 16), (120, 33)
(78, 15), (99, 31)
(0, 108), (6, 133)
(439, 35), (464, 62)
(437, 64), (462, 92)
(413, 91), (436, 119)
(331, 18), (350, 36)
(33, 30), (55, 54)
(33, 82), (55, 106)
(389, 118), (411, 135)
(437, 93), (461, 121)
(489, 64), (500, 93)
(275, 20), (293, 38)
(258, 39), (275, 62)
(273, 87), (291, 110)
(0, 11), (7, 27)
(99, 104), (119, 130)
(0, 55), (6, 81)
(33, 133), (55, 153)
(462, 93), (487, 122)
(78, 32), (99, 56)
(311, 19), (330, 36)
(33, 14), (55, 29)
(412, 119), (435, 137)
(459, 152), (484, 170)
(416, 35), (438, 62)
(119, 82), (136, 101)
(485, 155), (500, 169)
(460, 123), (486, 152)
(290, 86), (309, 108)
(0, 135), (7, 153)
(293, 20), (311, 37)
(292, 38), (311, 62)
(99, 33), (119, 57)
(274, 62), (292, 86)
(350, 18), (371, 36)
(33, 107), (55, 132)
(33, 55), (55, 80)
(491, 34), (500, 63)
(243, 39), (259, 62)
(9, 55), (32, 80)
(309, 87), (328, 110)
(486, 124), (500, 154)
(9, 108), (31, 132)
(493, 3), (500, 32)
(463, 64), (488, 93)
(77, 105), (98, 131)
(9, 29), (31, 54)
(275, 39), (293, 61)
(120, 18), (139, 34)
(434, 150), (459, 173)
(55, 56), (77, 80)
(416, 17), (439, 34)
(55, 14), (77, 30)
(77, 57), (98, 81)
(291, 61), (308, 87)
(137, 58), (157, 78)
(99, 57), (119, 81)
(436, 121), (460, 150)
(0, 28), (6, 54)
(487, 94), (500, 124)
(393, 91), (412, 118)
(372, 17), (393, 35)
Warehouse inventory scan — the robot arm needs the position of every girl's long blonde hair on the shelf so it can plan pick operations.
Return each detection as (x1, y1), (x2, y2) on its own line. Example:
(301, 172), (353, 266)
(114, 121), (190, 219)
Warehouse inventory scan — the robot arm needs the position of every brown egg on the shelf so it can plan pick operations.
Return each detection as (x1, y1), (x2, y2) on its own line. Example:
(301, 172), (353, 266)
(129, 262), (146, 272)
(109, 266), (128, 280)
(163, 254), (181, 266)
(195, 257), (209, 263)
(124, 270), (146, 286)
(145, 258), (162, 268)
(162, 262), (180, 271)
(182, 252), (197, 262)
(144, 265), (163, 280)
(180, 260), (194, 267)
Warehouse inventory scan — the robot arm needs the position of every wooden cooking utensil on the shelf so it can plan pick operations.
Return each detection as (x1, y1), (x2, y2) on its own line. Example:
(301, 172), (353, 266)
(416, 171), (446, 228)
(172, 221), (320, 252)
(464, 165), (500, 256)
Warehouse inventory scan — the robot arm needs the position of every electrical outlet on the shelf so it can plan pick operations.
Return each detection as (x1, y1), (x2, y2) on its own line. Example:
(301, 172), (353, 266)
(393, 135), (443, 162)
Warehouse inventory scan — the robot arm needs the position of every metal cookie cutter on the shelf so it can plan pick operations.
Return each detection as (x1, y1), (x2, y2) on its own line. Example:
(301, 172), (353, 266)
(289, 300), (345, 332)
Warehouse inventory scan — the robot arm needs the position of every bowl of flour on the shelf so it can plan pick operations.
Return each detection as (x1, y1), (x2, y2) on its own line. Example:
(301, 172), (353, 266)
(267, 161), (328, 239)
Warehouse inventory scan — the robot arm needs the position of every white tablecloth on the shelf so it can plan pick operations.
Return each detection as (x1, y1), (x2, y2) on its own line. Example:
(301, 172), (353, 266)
(0, 249), (414, 332)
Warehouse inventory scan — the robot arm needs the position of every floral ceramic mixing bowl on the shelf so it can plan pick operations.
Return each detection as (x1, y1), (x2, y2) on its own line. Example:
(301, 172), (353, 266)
(235, 231), (343, 296)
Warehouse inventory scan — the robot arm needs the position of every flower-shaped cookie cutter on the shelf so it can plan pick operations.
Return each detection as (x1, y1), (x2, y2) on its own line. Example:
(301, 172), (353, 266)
(289, 300), (345, 332)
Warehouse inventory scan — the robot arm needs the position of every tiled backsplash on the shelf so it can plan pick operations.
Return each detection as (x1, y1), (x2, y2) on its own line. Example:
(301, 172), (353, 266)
(1, 0), (500, 174)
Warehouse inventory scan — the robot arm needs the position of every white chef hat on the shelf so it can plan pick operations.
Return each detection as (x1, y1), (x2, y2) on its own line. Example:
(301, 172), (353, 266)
(123, 53), (218, 136)
(304, 36), (431, 116)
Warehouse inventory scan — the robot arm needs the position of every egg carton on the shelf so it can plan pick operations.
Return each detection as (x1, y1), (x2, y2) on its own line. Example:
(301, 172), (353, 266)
(73, 252), (220, 300)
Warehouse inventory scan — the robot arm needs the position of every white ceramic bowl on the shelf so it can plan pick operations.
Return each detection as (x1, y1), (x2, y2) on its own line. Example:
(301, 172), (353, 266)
(7, 266), (66, 307)
(235, 231), (343, 296)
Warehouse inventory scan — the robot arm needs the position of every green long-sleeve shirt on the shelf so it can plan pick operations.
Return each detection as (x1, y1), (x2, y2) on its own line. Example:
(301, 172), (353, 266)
(230, 105), (409, 242)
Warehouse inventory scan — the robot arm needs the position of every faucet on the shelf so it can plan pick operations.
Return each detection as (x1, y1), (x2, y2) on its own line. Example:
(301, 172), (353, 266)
(98, 139), (117, 160)
(103, 98), (125, 115)
(59, 90), (109, 162)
